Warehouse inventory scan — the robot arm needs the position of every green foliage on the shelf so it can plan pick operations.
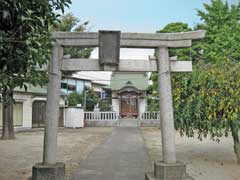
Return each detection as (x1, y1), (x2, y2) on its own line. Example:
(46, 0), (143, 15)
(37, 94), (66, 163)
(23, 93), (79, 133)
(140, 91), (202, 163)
(196, 0), (240, 62)
(148, 0), (240, 144)
(174, 0), (240, 141)
(67, 90), (111, 111)
(157, 22), (194, 61)
(85, 90), (112, 111)
(146, 97), (159, 111)
(53, 13), (82, 32)
(173, 61), (240, 141)
(0, 0), (71, 103)
(99, 99), (112, 111)
(85, 89), (100, 111)
(67, 89), (98, 111)
(68, 92), (83, 106)
(148, 22), (194, 111)
(52, 13), (93, 58)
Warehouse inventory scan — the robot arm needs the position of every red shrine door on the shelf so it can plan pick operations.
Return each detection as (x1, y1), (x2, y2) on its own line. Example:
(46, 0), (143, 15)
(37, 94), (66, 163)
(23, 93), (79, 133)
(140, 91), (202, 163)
(120, 92), (138, 118)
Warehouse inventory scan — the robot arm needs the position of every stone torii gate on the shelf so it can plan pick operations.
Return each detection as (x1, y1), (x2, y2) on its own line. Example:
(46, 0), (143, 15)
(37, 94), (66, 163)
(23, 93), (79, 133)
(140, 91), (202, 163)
(31, 30), (205, 180)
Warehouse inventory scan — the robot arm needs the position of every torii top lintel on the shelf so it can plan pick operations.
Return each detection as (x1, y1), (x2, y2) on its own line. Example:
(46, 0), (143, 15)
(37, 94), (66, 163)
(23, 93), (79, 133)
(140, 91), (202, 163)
(52, 30), (206, 48)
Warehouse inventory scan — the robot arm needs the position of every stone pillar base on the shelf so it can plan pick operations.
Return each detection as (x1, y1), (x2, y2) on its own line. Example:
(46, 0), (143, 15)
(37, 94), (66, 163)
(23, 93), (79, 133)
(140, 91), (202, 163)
(31, 162), (65, 180)
(145, 161), (195, 180)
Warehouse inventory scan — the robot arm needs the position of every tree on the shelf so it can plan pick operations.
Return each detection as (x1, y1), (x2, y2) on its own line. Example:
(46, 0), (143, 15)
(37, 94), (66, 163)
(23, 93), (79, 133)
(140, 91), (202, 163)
(53, 13), (93, 58)
(0, 0), (71, 139)
(68, 90), (112, 111)
(99, 99), (112, 111)
(172, 60), (240, 164)
(157, 22), (194, 61)
(67, 89), (100, 111)
(148, 0), (240, 164)
(196, 0), (240, 63)
(148, 22), (193, 111)
(176, 0), (240, 164)
(67, 92), (84, 106)
(85, 89), (100, 111)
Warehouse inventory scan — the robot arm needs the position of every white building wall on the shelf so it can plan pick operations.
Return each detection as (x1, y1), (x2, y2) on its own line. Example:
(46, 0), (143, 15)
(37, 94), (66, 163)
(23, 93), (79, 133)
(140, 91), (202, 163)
(111, 92), (119, 113)
(138, 98), (147, 117)
(14, 93), (32, 129)
(13, 92), (65, 129)
(112, 99), (119, 113)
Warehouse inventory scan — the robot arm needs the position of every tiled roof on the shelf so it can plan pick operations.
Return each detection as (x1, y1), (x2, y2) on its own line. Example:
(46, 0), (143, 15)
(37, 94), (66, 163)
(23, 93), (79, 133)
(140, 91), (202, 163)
(110, 73), (148, 91)
(14, 84), (66, 96)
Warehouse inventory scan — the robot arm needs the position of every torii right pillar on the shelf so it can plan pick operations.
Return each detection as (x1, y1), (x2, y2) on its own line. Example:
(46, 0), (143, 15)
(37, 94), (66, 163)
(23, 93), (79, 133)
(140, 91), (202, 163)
(157, 46), (177, 164)
(146, 37), (205, 179)
(146, 49), (193, 180)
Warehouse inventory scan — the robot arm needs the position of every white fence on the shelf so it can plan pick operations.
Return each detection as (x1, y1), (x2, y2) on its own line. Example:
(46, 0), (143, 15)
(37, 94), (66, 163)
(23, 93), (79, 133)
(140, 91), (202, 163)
(84, 111), (160, 121)
(140, 111), (160, 121)
(84, 111), (119, 121)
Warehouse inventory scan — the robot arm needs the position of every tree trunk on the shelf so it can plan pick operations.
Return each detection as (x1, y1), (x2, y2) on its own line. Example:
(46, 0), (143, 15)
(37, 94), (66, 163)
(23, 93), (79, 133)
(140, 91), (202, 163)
(1, 93), (15, 140)
(230, 122), (240, 164)
(232, 130), (240, 164)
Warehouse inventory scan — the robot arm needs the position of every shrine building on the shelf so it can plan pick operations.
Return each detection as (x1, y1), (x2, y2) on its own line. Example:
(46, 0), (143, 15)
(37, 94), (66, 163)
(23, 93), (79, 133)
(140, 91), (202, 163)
(110, 72), (148, 118)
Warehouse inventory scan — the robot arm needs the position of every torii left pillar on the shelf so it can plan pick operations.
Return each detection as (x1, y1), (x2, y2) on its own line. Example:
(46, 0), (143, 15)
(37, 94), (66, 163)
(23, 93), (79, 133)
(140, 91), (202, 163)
(32, 43), (65, 180)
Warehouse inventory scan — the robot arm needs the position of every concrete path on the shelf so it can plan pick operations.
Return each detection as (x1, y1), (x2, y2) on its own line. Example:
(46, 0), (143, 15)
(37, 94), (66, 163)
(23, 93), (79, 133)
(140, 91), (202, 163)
(119, 118), (139, 127)
(71, 127), (152, 180)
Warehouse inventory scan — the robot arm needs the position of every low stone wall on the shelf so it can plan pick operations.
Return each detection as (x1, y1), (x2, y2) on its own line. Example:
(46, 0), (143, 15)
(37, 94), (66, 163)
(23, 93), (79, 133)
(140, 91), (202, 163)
(86, 120), (119, 127)
(85, 119), (160, 127)
(140, 120), (160, 127)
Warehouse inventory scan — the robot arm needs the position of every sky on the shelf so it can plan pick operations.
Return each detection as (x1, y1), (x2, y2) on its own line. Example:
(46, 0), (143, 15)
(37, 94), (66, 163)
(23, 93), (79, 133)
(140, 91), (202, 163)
(67, 0), (238, 32)
(66, 0), (239, 84)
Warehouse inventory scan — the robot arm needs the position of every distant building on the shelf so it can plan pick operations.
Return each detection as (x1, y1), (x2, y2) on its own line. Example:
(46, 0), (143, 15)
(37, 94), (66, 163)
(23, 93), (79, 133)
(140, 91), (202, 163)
(0, 85), (66, 130)
(60, 76), (108, 99)
(61, 76), (92, 95)
(110, 72), (148, 118)
(91, 81), (110, 99)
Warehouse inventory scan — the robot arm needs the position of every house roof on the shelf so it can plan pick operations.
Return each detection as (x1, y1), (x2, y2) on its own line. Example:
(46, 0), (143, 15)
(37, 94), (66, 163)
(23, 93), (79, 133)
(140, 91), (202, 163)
(14, 84), (67, 96)
(92, 81), (108, 86)
(110, 72), (148, 91)
(63, 75), (92, 81)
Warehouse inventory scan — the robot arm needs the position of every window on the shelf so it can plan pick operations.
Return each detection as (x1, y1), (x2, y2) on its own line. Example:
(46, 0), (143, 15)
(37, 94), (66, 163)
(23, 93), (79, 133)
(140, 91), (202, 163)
(67, 84), (76, 91)
(61, 82), (68, 89)
(14, 103), (23, 126)
(0, 102), (23, 127)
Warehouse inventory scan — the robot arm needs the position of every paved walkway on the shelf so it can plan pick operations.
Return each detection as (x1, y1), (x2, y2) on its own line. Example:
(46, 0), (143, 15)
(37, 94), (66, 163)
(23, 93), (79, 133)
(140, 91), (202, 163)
(119, 118), (139, 127)
(71, 127), (151, 180)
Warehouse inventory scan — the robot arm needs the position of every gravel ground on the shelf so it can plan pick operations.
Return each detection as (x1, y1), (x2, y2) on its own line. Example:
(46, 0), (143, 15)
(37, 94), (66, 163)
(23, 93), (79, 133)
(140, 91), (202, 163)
(141, 127), (240, 180)
(1, 127), (239, 180)
(0, 127), (113, 180)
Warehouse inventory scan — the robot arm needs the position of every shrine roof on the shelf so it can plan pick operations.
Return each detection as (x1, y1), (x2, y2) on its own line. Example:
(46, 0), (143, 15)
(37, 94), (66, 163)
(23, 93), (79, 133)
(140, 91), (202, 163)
(110, 72), (148, 91)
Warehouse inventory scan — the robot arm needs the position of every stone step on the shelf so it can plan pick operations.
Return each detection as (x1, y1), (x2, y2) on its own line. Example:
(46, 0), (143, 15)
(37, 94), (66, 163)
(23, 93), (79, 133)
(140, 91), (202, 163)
(145, 172), (195, 180)
(145, 172), (158, 180)
(119, 119), (139, 127)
